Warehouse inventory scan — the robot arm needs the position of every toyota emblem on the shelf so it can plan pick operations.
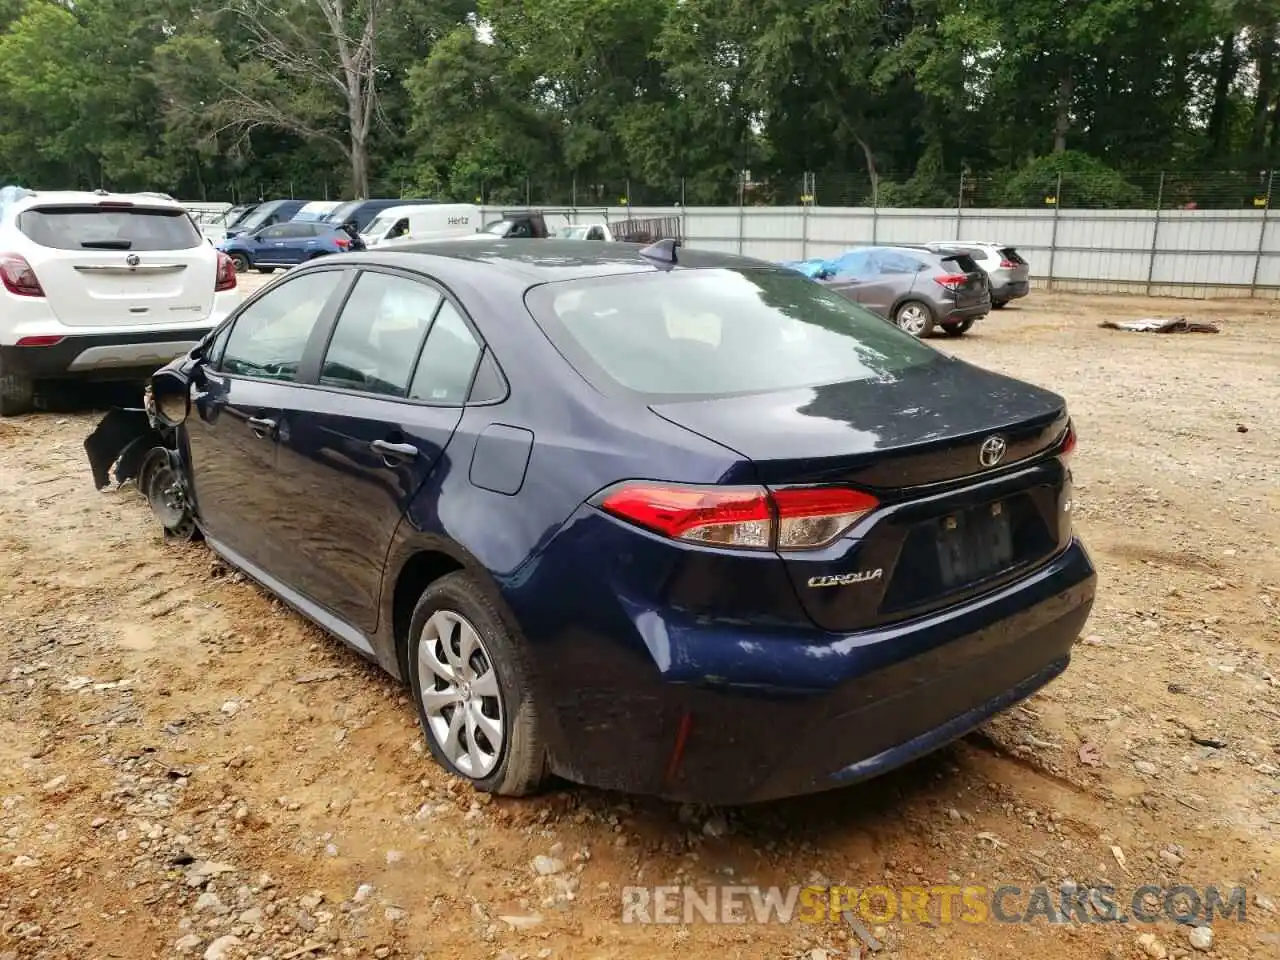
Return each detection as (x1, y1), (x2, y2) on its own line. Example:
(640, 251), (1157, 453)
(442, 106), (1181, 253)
(979, 435), (1007, 468)
(125, 253), (141, 268)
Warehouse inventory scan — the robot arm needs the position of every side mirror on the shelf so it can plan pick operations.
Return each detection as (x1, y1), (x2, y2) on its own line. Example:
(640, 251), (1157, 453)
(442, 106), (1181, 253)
(148, 369), (190, 427)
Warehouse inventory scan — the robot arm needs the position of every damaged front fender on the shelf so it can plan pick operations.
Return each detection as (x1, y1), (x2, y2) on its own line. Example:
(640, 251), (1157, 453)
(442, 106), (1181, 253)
(85, 365), (200, 540)
(84, 406), (169, 491)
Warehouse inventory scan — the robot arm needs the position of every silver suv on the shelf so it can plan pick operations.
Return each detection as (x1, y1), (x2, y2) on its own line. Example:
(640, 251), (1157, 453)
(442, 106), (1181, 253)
(925, 241), (1030, 309)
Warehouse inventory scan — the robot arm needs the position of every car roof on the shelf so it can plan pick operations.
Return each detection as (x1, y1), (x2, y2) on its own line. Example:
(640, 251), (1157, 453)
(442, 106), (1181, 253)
(329, 238), (780, 287)
(8, 189), (186, 213)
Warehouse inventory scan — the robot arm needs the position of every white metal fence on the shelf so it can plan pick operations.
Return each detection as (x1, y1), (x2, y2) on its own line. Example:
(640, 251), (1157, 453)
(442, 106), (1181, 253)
(185, 197), (1280, 299)
(476, 204), (1280, 299)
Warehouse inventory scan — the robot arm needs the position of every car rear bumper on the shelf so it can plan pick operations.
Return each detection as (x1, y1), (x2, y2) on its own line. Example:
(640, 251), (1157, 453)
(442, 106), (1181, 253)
(991, 280), (1031, 302)
(0, 324), (217, 380)
(531, 537), (1095, 804)
(941, 300), (991, 324)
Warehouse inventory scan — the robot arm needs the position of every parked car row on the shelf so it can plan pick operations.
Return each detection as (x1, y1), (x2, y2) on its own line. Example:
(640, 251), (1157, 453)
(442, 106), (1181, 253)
(779, 241), (1031, 337)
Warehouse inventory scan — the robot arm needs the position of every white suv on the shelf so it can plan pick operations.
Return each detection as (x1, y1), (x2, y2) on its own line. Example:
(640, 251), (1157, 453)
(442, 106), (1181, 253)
(924, 241), (1031, 309)
(0, 189), (241, 415)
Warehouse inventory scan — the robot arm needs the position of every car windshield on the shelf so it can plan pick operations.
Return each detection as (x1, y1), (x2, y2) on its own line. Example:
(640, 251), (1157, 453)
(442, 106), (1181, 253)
(362, 214), (397, 237)
(18, 205), (203, 251)
(525, 268), (940, 397)
(324, 201), (363, 224)
(482, 220), (513, 236)
(556, 226), (589, 239)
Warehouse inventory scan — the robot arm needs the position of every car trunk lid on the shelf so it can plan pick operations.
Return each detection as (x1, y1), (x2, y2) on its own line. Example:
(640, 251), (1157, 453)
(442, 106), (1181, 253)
(18, 203), (215, 327)
(650, 358), (1072, 631)
(998, 246), (1031, 282)
(935, 252), (988, 308)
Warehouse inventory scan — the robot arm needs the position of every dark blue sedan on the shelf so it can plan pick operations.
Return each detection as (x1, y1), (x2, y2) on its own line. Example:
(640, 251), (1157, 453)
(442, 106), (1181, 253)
(218, 220), (362, 274)
(85, 239), (1096, 804)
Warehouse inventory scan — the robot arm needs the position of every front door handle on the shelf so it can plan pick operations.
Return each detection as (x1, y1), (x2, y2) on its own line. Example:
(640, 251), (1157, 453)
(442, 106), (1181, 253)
(370, 439), (419, 462)
(247, 416), (277, 438)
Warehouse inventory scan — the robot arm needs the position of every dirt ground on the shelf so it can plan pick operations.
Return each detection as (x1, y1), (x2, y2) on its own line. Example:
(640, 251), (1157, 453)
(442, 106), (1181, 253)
(1, 288), (1278, 960)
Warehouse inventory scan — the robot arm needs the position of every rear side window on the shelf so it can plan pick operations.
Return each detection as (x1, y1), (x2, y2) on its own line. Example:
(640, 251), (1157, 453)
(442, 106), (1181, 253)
(18, 206), (202, 251)
(220, 271), (343, 381)
(525, 268), (939, 398)
(409, 302), (482, 404)
(320, 272), (442, 397)
(873, 250), (925, 274)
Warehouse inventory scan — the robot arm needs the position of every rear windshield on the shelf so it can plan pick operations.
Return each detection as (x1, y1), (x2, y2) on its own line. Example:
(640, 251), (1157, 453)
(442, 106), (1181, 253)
(999, 247), (1027, 264)
(18, 206), (203, 251)
(525, 268), (940, 398)
(939, 253), (981, 273)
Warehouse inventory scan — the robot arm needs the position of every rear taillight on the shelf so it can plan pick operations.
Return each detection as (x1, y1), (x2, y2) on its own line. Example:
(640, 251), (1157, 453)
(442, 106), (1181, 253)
(1059, 421), (1076, 463)
(0, 254), (45, 297)
(934, 273), (967, 290)
(15, 335), (63, 347)
(999, 259), (1017, 268)
(334, 237), (350, 249)
(214, 251), (237, 292)
(595, 482), (879, 551)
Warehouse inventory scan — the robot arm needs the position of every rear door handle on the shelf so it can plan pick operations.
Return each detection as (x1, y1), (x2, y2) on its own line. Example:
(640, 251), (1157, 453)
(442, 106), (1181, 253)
(371, 439), (418, 462)
(247, 416), (277, 438)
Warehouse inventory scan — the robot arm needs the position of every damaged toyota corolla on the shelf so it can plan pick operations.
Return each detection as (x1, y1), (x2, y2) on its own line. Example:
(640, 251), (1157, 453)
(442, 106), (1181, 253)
(85, 239), (1096, 805)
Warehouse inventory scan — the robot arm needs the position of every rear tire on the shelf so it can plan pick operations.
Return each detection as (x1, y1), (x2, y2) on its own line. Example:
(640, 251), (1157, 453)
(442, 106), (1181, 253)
(0, 361), (36, 417)
(992, 300), (1008, 310)
(229, 253), (250, 274)
(407, 571), (547, 796)
(256, 266), (276, 275)
(894, 300), (935, 338)
(941, 319), (975, 336)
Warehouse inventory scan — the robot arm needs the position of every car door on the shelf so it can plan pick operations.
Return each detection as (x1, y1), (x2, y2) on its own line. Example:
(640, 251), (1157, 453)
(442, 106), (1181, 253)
(819, 249), (876, 302)
(283, 223), (326, 264)
(272, 268), (484, 633)
(859, 249), (923, 315)
(184, 268), (348, 570)
(251, 224), (291, 265)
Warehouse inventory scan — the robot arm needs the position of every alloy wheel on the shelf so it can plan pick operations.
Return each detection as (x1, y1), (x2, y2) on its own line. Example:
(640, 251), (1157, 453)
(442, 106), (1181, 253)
(896, 303), (929, 337)
(416, 610), (505, 779)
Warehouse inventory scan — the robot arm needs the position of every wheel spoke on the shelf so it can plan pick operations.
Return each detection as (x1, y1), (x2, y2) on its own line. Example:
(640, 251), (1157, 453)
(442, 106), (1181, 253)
(465, 710), (488, 772)
(471, 666), (499, 699)
(418, 687), (458, 715)
(456, 621), (481, 675)
(430, 612), (466, 672)
(472, 707), (503, 750)
(441, 705), (464, 760)
(417, 635), (455, 685)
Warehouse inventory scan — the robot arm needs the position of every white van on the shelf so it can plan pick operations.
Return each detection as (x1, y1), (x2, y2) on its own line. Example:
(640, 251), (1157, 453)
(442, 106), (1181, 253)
(361, 203), (481, 247)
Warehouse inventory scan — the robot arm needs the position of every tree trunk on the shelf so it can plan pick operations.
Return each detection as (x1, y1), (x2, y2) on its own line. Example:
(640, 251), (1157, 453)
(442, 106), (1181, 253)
(1052, 68), (1074, 153)
(1206, 33), (1239, 154)
(350, 136), (370, 199)
(1252, 32), (1277, 157)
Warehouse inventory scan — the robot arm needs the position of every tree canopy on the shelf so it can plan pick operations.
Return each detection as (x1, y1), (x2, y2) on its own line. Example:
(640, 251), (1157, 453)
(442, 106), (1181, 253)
(1, 0), (1278, 207)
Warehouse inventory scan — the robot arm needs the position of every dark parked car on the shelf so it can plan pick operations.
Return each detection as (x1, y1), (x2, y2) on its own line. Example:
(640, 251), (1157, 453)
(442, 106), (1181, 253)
(223, 199), (307, 239)
(323, 198), (438, 234)
(801, 245), (991, 337)
(85, 240), (1095, 805)
(217, 221), (363, 273)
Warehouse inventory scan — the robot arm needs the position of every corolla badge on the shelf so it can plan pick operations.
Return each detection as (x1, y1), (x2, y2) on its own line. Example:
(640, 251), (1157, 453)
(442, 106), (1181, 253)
(979, 435), (1007, 468)
(808, 569), (883, 588)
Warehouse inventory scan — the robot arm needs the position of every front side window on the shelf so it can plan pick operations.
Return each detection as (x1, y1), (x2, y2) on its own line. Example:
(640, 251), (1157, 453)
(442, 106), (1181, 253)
(319, 272), (443, 397)
(525, 268), (940, 398)
(220, 271), (344, 381)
